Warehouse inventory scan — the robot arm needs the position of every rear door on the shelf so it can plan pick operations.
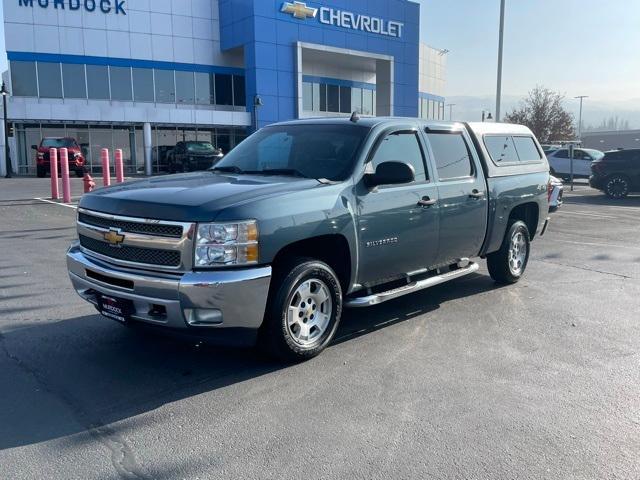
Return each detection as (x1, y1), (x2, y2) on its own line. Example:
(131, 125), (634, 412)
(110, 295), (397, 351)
(574, 149), (595, 176)
(424, 127), (488, 265)
(549, 149), (569, 175)
(356, 127), (440, 285)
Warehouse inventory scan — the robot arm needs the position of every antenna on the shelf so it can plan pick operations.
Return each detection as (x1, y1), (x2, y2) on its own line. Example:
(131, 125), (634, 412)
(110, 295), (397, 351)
(350, 111), (360, 123)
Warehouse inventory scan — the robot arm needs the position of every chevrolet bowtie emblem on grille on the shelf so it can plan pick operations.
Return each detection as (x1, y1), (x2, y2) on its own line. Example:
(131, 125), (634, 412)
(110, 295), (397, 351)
(281, 1), (317, 19)
(104, 228), (125, 247)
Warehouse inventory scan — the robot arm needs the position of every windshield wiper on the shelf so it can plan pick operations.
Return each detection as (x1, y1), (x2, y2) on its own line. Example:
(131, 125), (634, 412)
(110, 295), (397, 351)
(246, 168), (308, 178)
(211, 165), (244, 174)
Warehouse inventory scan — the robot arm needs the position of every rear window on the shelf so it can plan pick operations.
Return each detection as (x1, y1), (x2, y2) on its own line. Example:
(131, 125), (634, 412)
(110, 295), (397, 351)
(512, 136), (542, 161)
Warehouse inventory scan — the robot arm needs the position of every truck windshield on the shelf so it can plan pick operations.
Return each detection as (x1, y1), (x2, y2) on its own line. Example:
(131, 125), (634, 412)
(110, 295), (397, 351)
(41, 138), (77, 148)
(186, 142), (215, 153)
(213, 124), (369, 181)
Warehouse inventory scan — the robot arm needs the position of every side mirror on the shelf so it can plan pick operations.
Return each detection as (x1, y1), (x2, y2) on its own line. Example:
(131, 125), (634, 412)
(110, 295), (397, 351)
(365, 161), (415, 188)
(31, 145), (38, 150)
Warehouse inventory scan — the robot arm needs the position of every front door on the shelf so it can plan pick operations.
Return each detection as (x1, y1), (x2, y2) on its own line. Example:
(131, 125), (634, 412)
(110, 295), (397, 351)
(424, 128), (488, 266)
(357, 128), (440, 286)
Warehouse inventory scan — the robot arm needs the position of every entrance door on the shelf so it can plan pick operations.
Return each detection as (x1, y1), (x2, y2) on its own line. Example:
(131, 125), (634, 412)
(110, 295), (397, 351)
(425, 128), (488, 265)
(357, 128), (440, 286)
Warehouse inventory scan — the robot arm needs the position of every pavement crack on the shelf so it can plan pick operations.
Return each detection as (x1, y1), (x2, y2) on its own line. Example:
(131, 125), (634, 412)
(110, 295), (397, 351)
(0, 332), (150, 480)
(537, 259), (635, 279)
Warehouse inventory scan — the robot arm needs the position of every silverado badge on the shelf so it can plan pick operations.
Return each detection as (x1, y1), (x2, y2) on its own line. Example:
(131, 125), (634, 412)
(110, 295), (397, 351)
(104, 228), (125, 247)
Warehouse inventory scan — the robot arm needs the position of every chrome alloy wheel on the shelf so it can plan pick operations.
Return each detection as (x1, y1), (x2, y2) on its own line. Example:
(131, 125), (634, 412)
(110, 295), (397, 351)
(287, 279), (333, 346)
(508, 231), (527, 276)
(606, 177), (629, 198)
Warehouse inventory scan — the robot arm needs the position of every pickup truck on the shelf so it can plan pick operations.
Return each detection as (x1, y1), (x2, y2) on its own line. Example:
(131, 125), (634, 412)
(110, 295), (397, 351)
(67, 117), (550, 361)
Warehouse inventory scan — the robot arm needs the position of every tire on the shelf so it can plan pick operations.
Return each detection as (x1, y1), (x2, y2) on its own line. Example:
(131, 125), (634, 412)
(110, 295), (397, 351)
(37, 165), (47, 178)
(604, 175), (630, 199)
(260, 258), (343, 362)
(487, 220), (531, 284)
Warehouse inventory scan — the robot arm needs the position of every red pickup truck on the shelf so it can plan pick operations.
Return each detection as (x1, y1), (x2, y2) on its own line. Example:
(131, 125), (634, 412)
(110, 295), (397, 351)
(33, 137), (86, 178)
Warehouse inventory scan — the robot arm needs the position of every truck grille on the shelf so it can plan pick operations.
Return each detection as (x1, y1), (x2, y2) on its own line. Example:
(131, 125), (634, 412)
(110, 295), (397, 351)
(78, 212), (183, 238)
(79, 235), (181, 267)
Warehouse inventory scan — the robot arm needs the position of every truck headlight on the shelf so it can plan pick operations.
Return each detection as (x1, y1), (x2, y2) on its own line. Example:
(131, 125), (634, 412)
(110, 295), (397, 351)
(194, 220), (259, 267)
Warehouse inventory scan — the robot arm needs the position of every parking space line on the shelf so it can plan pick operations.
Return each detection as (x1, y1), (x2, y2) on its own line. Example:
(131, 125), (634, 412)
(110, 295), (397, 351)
(34, 197), (79, 210)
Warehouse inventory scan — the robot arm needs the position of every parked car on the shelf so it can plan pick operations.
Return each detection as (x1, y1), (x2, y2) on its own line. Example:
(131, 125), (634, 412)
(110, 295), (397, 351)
(152, 146), (175, 173)
(33, 137), (86, 178)
(167, 141), (224, 173)
(541, 144), (562, 153)
(548, 175), (563, 212)
(67, 117), (550, 361)
(590, 148), (640, 198)
(547, 147), (604, 180)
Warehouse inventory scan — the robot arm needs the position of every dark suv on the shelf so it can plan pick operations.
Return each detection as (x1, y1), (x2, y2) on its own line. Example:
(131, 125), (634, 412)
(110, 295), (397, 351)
(590, 149), (640, 198)
(167, 141), (223, 173)
(33, 137), (86, 178)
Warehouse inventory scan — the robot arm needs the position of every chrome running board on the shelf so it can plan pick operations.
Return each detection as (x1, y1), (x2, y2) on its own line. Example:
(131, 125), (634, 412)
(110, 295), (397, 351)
(345, 262), (480, 308)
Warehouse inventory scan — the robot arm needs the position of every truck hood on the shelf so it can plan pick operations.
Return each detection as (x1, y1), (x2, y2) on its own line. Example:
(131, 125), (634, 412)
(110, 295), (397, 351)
(79, 172), (322, 222)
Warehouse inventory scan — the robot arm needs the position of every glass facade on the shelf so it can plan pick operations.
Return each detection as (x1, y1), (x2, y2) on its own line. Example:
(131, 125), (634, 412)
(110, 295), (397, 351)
(13, 123), (248, 176)
(302, 80), (376, 116)
(9, 60), (246, 108)
(419, 96), (445, 120)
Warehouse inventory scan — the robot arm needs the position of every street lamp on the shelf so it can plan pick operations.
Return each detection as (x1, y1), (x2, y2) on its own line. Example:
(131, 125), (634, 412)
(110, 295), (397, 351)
(445, 103), (456, 121)
(2, 82), (11, 178)
(495, 0), (506, 122)
(253, 95), (263, 132)
(575, 95), (588, 139)
(482, 110), (493, 122)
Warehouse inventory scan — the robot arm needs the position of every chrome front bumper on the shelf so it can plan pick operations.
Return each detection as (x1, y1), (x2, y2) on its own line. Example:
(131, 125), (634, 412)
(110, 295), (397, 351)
(67, 243), (272, 344)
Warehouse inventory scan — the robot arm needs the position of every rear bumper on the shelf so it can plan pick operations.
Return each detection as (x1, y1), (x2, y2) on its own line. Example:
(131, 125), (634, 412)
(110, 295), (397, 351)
(66, 243), (272, 346)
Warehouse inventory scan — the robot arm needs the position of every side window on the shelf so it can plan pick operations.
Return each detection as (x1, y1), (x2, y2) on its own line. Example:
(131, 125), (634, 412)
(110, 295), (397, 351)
(484, 135), (519, 163)
(575, 150), (592, 161)
(426, 132), (474, 180)
(512, 136), (542, 162)
(370, 132), (427, 183)
(555, 149), (569, 159)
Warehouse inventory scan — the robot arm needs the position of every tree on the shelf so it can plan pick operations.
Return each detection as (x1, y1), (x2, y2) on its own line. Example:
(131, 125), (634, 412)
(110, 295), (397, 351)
(504, 86), (575, 143)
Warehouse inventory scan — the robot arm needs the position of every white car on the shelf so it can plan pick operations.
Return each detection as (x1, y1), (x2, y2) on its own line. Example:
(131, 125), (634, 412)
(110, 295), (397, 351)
(548, 175), (563, 212)
(546, 148), (604, 179)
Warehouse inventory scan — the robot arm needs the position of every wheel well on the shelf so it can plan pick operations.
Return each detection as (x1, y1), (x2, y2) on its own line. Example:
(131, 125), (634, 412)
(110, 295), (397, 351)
(271, 235), (352, 291)
(508, 202), (539, 240)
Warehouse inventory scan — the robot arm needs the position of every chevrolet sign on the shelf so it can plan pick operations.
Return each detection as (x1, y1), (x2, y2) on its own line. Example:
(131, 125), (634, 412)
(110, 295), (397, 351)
(281, 2), (404, 38)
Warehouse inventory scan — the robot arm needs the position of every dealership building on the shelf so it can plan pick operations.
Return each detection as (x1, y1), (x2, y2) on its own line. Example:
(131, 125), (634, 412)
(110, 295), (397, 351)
(0, 0), (447, 176)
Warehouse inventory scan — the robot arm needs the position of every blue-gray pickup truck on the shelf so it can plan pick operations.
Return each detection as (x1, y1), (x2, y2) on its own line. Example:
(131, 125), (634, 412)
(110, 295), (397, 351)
(67, 117), (550, 361)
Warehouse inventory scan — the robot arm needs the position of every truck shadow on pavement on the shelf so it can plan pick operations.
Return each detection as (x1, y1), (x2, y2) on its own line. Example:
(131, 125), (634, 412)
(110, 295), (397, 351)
(0, 274), (498, 451)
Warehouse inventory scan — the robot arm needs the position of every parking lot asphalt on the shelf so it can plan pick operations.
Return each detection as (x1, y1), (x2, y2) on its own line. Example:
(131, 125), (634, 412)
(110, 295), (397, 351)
(1, 179), (639, 480)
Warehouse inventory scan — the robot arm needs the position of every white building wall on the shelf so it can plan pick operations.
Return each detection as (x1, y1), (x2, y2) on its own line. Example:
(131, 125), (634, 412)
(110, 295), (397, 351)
(419, 43), (447, 97)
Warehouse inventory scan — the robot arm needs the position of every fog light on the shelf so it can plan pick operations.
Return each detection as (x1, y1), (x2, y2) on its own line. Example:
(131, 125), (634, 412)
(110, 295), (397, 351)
(184, 308), (223, 326)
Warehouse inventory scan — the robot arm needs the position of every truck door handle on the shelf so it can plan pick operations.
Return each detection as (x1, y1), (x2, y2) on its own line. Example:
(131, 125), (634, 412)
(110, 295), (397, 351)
(418, 196), (437, 207)
(469, 189), (486, 199)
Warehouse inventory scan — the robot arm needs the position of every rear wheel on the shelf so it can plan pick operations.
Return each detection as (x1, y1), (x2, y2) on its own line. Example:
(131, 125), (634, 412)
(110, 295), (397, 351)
(487, 220), (530, 284)
(605, 175), (630, 199)
(260, 258), (342, 362)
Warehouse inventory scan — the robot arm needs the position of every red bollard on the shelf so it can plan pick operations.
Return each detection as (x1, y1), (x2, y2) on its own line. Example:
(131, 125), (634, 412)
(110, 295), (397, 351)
(83, 170), (96, 193)
(115, 149), (124, 183)
(49, 148), (59, 200)
(59, 148), (72, 204)
(101, 148), (111, 187)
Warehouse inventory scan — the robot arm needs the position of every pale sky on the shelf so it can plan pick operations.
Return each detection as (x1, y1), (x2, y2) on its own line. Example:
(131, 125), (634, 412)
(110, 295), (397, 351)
(419, 0), (640, 102)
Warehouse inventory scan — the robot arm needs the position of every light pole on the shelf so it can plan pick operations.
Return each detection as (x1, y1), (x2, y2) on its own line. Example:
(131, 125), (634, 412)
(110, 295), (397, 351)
(482, 110), (493, 122)
(253, 95), (263, 132)
(445, 103), (456, 121)
(495, 0), (506, 122)
(575, 95), (588, 140)
(2, 82), (11, 178)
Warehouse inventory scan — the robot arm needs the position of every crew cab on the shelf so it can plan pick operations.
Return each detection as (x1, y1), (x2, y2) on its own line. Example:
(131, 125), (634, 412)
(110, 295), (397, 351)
(34, 137), (86, 178)
(67, 118), (550, 361)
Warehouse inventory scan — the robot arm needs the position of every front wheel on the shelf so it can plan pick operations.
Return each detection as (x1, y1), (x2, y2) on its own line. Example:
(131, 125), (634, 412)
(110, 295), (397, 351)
(260, 259), (343, 362)
(487, 220), (531, 284)
(605, 175), (630, 199)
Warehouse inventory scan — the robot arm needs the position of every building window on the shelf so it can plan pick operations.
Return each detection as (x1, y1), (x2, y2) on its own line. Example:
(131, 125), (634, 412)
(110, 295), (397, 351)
(176, 71), (195, 104)
(86, 65), (110, 100)
(154, 69), (175, 103)
(10, 61), (38, 97)
(339, 86), (351, 113)
(62, 64), (87, 99)
(110, 66), (133, 101)
(327, 85), (339, 112)
(233, 75), (246, 107)
(362, 89), (373, 116)
(215, 74), (233, 106)
(132, 68), (154, 102)
(37, 62), (62, 99)
(195, 72), (214, 105)
(302, 82), (313, 111)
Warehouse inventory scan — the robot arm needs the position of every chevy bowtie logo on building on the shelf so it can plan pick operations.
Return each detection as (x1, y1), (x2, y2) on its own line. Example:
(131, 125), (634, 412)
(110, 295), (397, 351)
(280, 1), (404, 38)
(281, 1), (317, 20)
(103, 228), (125, 247)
